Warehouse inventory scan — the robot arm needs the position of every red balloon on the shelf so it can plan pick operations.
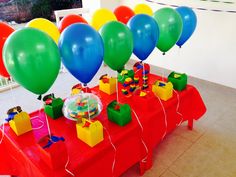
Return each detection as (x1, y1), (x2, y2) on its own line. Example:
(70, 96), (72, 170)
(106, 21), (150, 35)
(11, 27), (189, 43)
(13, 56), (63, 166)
(0, 22), (14, 78)
(58, 14), (88, 33)
(114, 6), (135, 24)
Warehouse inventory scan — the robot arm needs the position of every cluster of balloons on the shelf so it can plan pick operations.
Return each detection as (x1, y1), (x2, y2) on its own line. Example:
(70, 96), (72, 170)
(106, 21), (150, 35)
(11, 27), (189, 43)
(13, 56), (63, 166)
(0, 4), (197, 98)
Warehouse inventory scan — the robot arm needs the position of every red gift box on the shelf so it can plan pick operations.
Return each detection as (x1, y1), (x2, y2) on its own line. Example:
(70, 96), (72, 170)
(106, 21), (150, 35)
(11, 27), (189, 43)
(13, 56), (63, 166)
(37, 135), (68, 170)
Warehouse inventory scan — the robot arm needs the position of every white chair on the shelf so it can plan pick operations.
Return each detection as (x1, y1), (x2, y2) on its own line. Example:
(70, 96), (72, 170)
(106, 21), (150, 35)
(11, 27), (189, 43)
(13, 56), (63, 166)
(54, 8), (90, 26)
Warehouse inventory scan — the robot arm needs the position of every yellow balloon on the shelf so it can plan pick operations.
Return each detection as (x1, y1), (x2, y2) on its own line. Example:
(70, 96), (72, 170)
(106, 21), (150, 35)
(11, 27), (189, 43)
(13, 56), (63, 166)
(134, 4), (153, 16)
(91, 8), (117, 30)
(26, 18), (60, 44)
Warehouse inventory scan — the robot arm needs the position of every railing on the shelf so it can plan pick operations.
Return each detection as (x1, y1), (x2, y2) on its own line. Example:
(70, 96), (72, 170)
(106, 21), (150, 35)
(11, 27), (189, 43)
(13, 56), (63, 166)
(0, 77), (18, 92)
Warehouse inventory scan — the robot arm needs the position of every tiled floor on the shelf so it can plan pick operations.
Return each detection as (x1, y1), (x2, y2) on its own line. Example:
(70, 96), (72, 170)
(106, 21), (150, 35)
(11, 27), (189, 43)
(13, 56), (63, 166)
(1, 62), (236, 177)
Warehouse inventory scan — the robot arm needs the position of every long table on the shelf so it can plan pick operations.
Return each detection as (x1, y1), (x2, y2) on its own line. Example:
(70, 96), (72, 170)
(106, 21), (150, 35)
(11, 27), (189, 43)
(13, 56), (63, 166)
(0, 74), (206, 177)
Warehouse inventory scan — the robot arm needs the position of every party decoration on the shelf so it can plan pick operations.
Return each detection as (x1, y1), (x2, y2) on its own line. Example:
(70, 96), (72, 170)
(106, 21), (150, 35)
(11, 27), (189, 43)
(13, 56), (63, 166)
(117, 69), (135, 96)
(76, 118), (104, 147)
(0, 22), (14, 78)
(6, 106), (32, 136)
(107, 100), (132, 126)
(58, 14), (88, 33)
(133, 62), (150, 90)
(99, 21), (133, 72)
(114, 5), (135, 24)
(59, 24), (104, 84)
(176, 6), (197, 47)
(127, 14), (159, 61)
(152, 80), (173, 101)
(91, 8), (117, 30)
(63, 93), (103, 121)
(43, 93), (64, 119)
(26, 18), (60, 44)
(134, 4), (153, 16)
(3, 28), (61, 95)
(99, 74), (117, 95)
(37, 135), (68, 169)
(153, 8), (183, 54)
(168, 72), (188, 91)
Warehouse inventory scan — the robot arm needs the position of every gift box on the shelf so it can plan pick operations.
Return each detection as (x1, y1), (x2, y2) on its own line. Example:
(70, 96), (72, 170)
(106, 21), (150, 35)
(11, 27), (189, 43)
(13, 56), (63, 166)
(99, 74), (117, 95)
(107, 100), (132, 126)
(152, 81), (173, 101)
(168, 72), (187, 91)
(7, 106), (32, 136)
(76, 118), (104, 147)
(43, 94), (64, 119)
(37, 135), (67, 169)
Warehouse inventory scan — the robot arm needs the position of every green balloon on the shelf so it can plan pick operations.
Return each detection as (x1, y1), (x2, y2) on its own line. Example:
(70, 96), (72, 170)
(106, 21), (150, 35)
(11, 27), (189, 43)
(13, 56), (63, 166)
(3, 28), (61, 95)
(153, 8), (183, 53)
(99, 21), (133, 72)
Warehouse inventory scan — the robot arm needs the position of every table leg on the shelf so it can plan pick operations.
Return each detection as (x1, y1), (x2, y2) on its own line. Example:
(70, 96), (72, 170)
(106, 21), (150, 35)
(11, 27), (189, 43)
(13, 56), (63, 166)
(188, 118), (193, 130)
(139, 151), (153, 176)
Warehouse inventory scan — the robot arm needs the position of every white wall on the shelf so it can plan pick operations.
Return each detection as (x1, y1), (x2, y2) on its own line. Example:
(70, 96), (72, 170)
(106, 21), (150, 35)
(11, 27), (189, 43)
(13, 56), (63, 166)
(119, 0), (236, 89)
(82, 0), (119, 21)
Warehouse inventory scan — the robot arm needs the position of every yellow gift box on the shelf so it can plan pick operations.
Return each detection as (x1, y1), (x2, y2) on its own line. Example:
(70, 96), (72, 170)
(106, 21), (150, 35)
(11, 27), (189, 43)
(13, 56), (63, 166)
(9, 112), (32, 136)
(152, 81), (173, 101)
(76, 118), (104, 147)
(99, 75), (116, 95)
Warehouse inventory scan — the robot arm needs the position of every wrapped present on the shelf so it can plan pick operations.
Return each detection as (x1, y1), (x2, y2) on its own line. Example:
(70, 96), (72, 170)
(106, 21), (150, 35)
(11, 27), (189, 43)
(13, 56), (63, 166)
(152, 81), (173, 101)
(6, 106), (32, 136)
(37, 135), (67, 169)
(43, 94), (64, 119)
(133, 62), (150, 90)
(107, 100), (132, 126)
(99, 74), (117, 95)
(76, 118), (104, 147)
(168, 72), (188, 91)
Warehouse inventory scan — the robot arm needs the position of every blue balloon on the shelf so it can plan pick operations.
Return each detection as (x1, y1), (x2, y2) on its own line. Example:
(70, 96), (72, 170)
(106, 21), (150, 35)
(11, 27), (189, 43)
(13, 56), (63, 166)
(58, 24), (104, 84)
(176, 6), (197, 47)
(127, 14), (159, 61)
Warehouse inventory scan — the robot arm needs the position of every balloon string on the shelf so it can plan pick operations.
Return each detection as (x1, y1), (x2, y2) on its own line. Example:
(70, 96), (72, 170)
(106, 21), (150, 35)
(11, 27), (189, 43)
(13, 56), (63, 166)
(103, 126), (117, 177)
(39, 101), (52, 138)
(0, 122), (5, 144)
(173, 90), (183, 126)
(116, 75), (119, 104)
(31, 116), (44, 130)
(142, 62), (145, 89)
(65, 156), (75, 176)
(87, 93), (91, 121)
(156, 96), (167, 140)
(132, 109), (149, 163)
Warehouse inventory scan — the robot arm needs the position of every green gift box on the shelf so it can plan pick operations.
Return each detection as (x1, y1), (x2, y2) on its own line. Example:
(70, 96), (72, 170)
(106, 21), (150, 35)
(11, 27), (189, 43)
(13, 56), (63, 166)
(168, 72), (188, 91)
(117, 69), (134, 84)
(107, 100), (132, 126)
(44, 94), (64, 119)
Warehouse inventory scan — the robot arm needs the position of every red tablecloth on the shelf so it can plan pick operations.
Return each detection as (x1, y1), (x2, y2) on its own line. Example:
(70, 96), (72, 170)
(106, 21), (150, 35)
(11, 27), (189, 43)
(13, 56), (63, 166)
(0, 74), (206, 177)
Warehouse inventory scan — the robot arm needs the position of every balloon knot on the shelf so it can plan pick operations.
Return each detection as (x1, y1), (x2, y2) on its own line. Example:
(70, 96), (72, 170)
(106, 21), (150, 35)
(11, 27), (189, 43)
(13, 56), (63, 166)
(163, 52), (165, 55)
(83, 83), (87, 87)
(179, 46), (182, 49)
(37, 95), (42, 100)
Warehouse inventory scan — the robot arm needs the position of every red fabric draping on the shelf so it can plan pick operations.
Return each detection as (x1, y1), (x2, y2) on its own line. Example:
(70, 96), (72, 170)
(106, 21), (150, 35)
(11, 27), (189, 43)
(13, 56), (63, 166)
(0, 74), (206, 177)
